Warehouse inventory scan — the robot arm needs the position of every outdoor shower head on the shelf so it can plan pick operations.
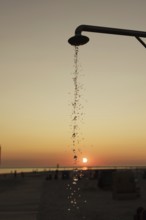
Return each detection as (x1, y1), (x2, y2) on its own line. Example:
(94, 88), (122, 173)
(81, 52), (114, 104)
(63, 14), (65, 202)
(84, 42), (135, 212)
(68, 35), (89, 46)
(68, 25), (146, 48)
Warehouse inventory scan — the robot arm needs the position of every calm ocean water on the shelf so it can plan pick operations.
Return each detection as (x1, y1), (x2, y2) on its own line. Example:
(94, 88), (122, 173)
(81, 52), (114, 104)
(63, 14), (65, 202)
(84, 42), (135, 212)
(0, 166), (145, 174)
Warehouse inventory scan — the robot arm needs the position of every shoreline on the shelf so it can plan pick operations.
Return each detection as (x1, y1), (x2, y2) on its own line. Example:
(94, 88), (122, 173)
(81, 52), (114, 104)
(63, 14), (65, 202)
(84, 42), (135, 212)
(1, 165), (146, 175)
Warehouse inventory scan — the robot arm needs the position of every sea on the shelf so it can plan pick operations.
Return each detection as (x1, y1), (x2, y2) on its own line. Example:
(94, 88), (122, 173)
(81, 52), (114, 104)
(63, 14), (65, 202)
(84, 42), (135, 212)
(0, 166), (146, 174)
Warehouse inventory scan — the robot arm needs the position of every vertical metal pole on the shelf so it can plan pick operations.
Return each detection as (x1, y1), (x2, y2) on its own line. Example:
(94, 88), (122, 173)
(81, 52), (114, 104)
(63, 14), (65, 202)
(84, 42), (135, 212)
(0, 145), (1, 165)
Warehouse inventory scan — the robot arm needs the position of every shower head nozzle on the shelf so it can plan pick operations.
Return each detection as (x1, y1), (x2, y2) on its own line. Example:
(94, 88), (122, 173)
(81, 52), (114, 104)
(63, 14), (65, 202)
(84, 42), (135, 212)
(68, 35), (89, 46)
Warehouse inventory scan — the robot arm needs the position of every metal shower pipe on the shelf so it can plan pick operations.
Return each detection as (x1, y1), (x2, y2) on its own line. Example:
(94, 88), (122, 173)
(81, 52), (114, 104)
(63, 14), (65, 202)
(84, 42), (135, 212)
(68, 24), (146, 48)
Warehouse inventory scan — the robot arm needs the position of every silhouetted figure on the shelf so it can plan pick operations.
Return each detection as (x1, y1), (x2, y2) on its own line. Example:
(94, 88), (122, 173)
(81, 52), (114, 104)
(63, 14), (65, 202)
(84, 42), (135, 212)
(143, 210), (146, 220)
(14, 170), (17, 178)
(134, 207), (144, 220)
(54, 170), (58, 180)
(49, 173), (52, 180)
(21, 172), (24, 178)
(143, 171), (146, 179)
(94, 170), (99, 179)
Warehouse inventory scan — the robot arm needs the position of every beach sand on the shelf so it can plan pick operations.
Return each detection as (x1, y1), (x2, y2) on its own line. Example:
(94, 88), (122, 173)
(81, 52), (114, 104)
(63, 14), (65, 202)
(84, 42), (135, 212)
(0, 173), (43, 220)
(0, 170), (146, 220)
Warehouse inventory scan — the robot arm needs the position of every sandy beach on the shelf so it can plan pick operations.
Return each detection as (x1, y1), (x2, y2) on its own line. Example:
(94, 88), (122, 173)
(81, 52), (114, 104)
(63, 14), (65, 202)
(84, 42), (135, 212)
(0, 169), (146, 220)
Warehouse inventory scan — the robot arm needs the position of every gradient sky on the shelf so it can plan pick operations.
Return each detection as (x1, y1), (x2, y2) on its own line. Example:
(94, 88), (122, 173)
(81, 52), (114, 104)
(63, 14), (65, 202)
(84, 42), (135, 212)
(0, 0), (146, 167)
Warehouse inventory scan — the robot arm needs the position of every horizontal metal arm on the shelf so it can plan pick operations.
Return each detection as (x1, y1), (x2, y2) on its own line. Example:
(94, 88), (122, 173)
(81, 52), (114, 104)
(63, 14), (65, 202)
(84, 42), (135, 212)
(75, 25), (146, 38)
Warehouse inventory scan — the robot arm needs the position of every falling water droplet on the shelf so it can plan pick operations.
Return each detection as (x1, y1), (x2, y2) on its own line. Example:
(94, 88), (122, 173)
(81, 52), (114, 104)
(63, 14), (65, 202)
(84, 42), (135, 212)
(74, 155), (77, 160)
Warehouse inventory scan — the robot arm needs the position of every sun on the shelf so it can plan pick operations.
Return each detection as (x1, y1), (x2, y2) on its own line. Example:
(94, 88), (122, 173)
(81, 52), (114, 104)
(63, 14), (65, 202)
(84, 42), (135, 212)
(82, 157), (88, 163)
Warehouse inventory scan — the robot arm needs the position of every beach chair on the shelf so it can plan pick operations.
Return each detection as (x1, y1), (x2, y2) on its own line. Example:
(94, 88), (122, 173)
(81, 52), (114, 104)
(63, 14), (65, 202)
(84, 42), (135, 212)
(112, 170), (140, 200)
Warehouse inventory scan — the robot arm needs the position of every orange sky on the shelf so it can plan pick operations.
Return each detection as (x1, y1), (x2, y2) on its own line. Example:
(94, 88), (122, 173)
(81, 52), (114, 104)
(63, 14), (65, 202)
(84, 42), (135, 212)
(0, 0), (146, 167)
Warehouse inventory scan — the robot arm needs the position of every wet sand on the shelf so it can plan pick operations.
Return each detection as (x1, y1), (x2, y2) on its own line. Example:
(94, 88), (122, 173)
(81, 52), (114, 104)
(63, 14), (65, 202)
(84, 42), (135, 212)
(0, 170), (146, 220)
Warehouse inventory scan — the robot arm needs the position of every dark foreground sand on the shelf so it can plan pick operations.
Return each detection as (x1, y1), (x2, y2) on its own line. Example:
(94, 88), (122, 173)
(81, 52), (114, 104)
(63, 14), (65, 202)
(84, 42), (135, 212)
(0, 170), (146, 220)
(0, 174), (43, 220)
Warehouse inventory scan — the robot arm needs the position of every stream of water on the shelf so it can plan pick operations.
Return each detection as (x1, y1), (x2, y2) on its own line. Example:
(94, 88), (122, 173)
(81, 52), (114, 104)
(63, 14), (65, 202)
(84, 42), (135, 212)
(67, 46), (86, 215)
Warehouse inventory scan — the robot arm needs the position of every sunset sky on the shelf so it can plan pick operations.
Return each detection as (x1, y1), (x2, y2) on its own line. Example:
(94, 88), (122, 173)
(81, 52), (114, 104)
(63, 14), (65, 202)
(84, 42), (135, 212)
(0, 0), (146, 167)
